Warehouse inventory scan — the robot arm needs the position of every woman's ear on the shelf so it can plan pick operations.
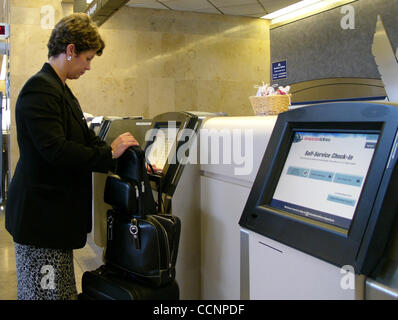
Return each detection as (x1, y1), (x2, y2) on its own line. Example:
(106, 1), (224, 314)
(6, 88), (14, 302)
(65, 43), (76, 57)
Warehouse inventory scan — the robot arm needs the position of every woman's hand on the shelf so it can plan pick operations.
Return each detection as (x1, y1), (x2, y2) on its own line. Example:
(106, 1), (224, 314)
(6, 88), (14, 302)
(110, 132), (139, 159)
(146, 163), (162, 174)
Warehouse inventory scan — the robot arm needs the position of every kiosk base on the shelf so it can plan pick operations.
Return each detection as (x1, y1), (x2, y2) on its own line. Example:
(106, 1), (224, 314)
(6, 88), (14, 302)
(241, 229), (366, 300)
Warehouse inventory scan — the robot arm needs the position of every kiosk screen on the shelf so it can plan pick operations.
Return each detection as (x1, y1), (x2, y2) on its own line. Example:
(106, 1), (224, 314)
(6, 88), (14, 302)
(270, 131), (379, 230)
(146, 124), (179, 171)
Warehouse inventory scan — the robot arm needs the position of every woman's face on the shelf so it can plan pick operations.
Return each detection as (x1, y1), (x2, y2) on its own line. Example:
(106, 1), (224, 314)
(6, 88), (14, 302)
(67, 49), (97, 80)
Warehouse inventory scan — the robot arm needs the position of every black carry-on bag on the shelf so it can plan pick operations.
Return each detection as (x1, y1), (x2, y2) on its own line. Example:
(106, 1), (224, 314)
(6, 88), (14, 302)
(105, 209), (181, 287)
(103, 146), (181, 288)
(106, 146), (158, 216)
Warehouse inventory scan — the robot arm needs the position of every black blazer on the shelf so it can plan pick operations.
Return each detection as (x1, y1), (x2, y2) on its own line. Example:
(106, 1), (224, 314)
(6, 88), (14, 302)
(6, 63), (115, 249)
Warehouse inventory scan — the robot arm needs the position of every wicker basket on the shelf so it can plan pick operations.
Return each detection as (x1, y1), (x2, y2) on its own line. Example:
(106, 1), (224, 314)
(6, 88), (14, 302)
(249, 94), (291, 116)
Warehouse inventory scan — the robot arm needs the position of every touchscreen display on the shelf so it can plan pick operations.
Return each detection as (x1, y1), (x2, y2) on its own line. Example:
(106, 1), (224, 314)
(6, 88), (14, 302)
(270, 131), (379, 230)
(146, 126), (179, 170)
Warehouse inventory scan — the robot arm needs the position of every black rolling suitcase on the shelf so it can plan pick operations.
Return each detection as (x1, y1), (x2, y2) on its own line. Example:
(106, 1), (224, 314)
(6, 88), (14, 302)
(79, 265), (179, 300)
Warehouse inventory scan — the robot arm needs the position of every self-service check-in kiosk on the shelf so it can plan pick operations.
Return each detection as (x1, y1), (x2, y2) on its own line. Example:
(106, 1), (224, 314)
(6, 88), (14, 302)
(144, 111), (223, 299)
(239, 102), (398, 299)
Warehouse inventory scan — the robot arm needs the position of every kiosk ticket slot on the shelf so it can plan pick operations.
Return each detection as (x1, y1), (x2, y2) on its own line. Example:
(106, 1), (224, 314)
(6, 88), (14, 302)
(239, 102), (398, 299)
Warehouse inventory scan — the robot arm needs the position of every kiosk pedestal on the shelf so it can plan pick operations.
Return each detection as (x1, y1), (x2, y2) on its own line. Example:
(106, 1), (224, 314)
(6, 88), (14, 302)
(241, 229), (365, 299)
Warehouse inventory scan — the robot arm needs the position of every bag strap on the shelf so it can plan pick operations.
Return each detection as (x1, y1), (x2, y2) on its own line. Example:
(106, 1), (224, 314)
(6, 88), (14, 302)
(135, 146), (159, 216)
(140, 149), (163, 214)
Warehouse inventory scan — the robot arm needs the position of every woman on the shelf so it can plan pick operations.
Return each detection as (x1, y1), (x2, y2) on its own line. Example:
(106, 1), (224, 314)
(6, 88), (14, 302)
(5, 13), (138, 300)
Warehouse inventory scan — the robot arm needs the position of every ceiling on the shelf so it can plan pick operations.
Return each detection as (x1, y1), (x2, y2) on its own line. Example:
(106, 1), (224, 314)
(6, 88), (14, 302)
(125, 0), (302, 18)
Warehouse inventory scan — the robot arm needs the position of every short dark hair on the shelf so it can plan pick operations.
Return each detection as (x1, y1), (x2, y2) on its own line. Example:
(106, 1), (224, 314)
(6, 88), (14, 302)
(47, 13), (105, 59)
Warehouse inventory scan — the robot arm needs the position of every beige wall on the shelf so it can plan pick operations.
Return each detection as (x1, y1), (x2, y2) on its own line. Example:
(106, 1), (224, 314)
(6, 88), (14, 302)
(9, 0), (73, 173)
(9, 1), (270, 173)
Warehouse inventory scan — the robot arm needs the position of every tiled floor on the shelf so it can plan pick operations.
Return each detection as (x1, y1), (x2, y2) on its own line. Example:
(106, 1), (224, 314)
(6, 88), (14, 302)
(0, 208), (104, 300)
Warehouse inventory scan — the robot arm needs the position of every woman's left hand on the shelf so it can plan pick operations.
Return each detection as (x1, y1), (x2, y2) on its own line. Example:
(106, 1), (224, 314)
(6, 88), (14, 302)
(110, 132), (139, 159)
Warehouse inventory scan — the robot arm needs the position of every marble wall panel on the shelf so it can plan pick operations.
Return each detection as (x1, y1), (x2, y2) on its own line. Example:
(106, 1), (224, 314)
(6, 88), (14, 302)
(69, 6), (270, 120)
(8, 2), (270, 173)
(9, 0), (71, 172)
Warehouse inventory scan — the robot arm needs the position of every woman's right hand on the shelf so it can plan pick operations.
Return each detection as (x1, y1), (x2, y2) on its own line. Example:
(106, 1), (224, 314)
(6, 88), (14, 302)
(110, 132), (139, 159)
